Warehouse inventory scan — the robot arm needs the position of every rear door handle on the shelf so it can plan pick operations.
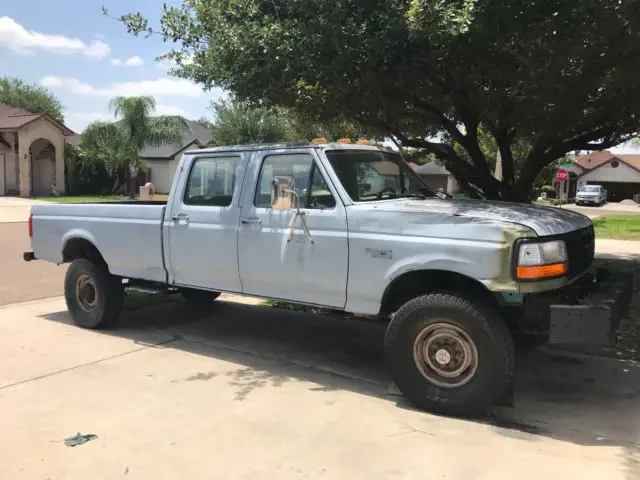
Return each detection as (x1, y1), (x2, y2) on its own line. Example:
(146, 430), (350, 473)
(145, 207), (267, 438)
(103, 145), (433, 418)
(171, 213), (189, 225)
(241, 217), (262, 225)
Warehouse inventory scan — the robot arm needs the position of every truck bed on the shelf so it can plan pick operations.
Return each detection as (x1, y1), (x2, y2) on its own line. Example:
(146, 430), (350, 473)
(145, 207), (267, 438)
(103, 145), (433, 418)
(30, 202), (169, 283)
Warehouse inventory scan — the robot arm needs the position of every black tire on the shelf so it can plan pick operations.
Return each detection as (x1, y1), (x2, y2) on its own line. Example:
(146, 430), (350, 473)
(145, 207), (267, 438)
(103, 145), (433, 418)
(384, 293), (515, 417)
(180, 288), (221, 304)
(64, 258), (124, 329)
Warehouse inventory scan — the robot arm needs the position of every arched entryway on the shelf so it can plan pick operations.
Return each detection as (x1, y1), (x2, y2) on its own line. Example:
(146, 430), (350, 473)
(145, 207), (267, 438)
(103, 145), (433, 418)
(29, 138), (56, 196)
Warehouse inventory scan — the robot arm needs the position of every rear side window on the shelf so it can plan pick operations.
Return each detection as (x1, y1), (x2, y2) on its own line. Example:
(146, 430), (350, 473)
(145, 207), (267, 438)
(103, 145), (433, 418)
(254, 153), (336, 209)
(184, 156), (239, 206)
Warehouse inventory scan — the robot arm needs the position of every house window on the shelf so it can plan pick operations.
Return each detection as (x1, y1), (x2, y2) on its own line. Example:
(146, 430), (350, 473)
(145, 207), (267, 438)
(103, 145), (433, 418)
(611, 160), (619, 168)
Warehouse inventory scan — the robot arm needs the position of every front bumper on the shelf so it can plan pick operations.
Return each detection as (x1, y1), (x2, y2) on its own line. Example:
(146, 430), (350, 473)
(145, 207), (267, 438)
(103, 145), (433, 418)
(548, 268), (633, 346)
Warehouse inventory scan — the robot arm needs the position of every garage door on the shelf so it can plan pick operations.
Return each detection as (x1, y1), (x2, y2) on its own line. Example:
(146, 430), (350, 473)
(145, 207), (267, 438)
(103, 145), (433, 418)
(588, 181), (640, 202)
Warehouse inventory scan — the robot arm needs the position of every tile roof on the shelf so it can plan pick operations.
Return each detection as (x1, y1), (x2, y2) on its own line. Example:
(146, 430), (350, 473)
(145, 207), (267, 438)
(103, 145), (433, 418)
(575, 150), (640, 173)
(575, 150), (616, 170)
(0, 103), (75, 135)
(0, 104), (44, 129)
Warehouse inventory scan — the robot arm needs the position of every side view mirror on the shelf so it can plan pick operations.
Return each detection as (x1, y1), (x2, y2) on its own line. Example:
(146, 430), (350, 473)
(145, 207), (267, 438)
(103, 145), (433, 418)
(271, 176), (298, 210)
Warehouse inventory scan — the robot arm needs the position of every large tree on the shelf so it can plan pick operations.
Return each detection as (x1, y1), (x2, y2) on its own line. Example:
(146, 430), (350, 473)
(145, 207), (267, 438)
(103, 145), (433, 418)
(115, 1), (640, 200)
(208, 96), (377, 145)
(0, 76), (64, 123)
(209, 96), (300, 145)
(82, 96), (189, 197)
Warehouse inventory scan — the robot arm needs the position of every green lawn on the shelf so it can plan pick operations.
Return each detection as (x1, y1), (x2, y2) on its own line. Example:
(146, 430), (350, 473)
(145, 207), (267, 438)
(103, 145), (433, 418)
(593, 215), (640, 241)
(35, 194), (169, 203)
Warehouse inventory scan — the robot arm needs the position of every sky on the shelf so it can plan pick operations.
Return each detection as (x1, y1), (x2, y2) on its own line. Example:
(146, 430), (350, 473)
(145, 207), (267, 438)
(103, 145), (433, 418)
(0, 2), (638, 153)
(0, 1), (224, 133)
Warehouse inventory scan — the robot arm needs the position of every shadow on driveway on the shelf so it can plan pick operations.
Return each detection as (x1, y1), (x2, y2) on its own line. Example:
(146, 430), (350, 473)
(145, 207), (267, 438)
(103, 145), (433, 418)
(40, 299), (640, 475)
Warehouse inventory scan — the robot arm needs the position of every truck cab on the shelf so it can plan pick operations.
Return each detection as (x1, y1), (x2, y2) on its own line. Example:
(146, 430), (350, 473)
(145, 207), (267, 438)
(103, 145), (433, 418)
(24, 141), (631, 417)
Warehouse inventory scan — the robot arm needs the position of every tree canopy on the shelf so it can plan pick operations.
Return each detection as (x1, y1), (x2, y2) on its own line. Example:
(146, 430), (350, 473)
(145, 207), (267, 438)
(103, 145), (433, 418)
(208, 95), (379, 146)
(0, 76), (65, 123)
(116, 0), (640, 200)
(82, 96), (189, 197)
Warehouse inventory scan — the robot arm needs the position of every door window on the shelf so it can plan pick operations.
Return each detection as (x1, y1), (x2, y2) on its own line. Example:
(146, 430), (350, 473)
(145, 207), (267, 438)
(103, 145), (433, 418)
(254, 153), (336, 209)
(184, 156), (239, 206)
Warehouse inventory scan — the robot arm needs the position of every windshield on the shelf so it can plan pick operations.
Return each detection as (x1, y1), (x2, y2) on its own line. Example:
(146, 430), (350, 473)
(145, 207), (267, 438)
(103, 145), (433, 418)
(324, 149), (434, 201)
(579, 186), (600, 193)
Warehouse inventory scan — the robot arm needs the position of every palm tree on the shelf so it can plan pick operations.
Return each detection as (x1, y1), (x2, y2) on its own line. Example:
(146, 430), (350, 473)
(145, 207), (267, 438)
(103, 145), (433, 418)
(82, 96), (189, 198)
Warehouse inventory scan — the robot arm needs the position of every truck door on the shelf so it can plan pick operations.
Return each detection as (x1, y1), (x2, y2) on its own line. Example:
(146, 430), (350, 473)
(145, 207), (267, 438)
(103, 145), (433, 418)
(238, 149), (349, 308)
(166, 153), (245, 292)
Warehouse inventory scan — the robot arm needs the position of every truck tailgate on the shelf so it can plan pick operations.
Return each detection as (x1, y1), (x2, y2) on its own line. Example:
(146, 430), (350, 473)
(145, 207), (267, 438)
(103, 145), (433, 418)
(30, 202), (168, 283)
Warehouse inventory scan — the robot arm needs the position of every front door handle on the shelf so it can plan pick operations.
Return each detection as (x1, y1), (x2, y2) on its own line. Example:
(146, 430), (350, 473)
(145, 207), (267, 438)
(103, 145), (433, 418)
(241, 217), (262, 225)
(171, 213), (189, 225)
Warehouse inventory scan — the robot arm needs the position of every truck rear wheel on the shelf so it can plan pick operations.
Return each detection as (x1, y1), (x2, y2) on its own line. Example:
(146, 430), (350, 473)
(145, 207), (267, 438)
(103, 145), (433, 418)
(180, 288), (221, 305)
(385, 293), (514, 416)
(64, 258), (124, 329)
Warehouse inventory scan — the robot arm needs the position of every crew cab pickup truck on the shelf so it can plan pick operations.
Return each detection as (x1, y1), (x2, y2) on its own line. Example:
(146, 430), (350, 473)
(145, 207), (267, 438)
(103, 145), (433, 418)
(575, 184), (607, 206)
(24, 142), (632, 416)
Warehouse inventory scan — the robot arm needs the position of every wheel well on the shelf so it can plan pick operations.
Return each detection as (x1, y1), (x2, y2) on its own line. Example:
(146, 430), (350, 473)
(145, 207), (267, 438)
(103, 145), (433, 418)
(62, 238), (107, 269)
(380, 270), (496, 315)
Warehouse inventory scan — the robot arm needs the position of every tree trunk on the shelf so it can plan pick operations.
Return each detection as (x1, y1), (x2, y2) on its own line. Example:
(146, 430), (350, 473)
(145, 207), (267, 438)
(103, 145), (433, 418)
(128, 162), (137, 199)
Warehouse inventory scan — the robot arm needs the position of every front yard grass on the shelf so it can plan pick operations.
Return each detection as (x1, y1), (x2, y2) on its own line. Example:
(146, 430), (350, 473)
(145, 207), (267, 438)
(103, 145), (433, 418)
(593, 215), (640, 240)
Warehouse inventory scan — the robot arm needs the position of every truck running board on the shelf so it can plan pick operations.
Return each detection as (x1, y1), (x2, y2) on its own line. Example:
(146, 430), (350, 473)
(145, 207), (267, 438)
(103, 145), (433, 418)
(548, 268), (633, 346)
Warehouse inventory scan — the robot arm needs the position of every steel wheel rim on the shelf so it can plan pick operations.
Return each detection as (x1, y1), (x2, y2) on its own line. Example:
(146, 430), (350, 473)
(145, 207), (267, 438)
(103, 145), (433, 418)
(412, 322), (479, 388)
(76, 274), (97, 312)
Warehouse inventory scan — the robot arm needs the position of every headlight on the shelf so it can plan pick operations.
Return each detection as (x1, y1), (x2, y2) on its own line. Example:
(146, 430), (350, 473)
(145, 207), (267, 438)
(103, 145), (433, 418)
(515, 240), (568, 280)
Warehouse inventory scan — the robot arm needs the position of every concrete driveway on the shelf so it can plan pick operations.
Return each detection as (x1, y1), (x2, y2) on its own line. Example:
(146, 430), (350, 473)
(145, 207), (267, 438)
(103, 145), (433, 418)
(0, 297), (639, 480)
(563, 202), (640, 218)
(0, 222), (65, 306)
(0, 196), (45, 223)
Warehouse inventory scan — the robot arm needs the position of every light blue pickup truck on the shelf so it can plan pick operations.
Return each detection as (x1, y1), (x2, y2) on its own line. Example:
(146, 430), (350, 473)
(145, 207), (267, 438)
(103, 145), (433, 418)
(24, 141), (631, 416)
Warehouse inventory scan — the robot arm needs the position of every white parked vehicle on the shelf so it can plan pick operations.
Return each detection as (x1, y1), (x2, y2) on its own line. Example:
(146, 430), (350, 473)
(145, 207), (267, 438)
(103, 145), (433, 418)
(576, 185), (607, 206)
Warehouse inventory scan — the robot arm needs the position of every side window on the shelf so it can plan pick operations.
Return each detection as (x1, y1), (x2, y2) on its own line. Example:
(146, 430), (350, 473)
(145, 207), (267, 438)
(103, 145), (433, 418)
(254, 153), (336, 209)
(184, 156), (239, 206)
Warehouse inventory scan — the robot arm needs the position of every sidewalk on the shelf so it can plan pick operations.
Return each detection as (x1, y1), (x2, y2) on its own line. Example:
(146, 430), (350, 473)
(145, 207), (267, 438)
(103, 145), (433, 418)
(0, 197), (45, 224)
(595, 238), (640, 259)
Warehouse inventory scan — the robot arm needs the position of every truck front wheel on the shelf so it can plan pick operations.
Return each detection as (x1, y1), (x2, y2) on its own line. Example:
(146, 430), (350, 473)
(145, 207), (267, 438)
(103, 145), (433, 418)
(385, 293), (514, 416)
(64, 258), (124, 329)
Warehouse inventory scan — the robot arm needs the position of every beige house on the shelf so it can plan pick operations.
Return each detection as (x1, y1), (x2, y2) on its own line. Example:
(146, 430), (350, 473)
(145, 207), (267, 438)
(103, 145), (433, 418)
(137, 119), (212, 193)
(0, 104), (76, 197)
(413, 162), (460, 194)
(556, 150), (640, 202)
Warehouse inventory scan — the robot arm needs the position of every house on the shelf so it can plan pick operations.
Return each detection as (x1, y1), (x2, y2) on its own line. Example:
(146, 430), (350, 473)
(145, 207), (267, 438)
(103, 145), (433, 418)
(0, 104), (76, 196)
(412, 162), (460, 194)
(556, 150), (640, 202)
(137, 119), (212, 193)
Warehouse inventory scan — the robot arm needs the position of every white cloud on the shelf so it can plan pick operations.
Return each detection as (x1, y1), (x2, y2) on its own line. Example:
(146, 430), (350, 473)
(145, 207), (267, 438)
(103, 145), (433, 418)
(40, 76), (204, 98)
(111, 56), (144, 67)
(124, 56), (144, 67)
(0, 16), (110, 59)
(155, 104), (188, 116)
(156, 53), (194, 70)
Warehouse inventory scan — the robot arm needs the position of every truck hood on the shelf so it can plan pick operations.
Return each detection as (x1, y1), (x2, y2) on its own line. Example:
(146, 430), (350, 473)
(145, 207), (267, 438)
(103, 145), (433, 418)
(361, 198), (592, 237)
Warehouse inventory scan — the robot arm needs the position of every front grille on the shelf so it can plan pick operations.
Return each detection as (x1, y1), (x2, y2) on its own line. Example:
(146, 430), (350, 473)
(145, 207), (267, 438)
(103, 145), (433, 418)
(564, 225), (595, 279)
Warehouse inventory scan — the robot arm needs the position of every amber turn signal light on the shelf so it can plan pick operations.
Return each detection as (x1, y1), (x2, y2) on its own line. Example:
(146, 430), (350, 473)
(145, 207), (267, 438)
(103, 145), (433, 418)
(516, 262), (567, 280)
